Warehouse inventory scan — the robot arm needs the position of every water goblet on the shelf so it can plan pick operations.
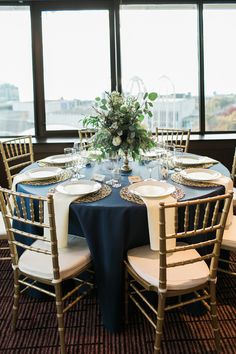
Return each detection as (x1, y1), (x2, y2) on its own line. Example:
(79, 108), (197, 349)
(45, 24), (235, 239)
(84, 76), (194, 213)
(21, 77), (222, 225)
(64, 147), (76, 169)
(144, 156), (159, 180)
(174, 147), (184, 172)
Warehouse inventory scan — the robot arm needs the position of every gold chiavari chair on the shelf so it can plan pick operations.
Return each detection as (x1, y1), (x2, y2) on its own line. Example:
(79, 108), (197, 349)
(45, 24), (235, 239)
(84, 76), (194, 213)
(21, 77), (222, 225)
(78, 129), (96, 149)
(124, 193), (232, 354)
(0, 187), (93, 354)
(155, 127), (191, 152)
(218, 214), (236, 277)
(0, 136), (34, 189)
(218, 154), (236, 276)
(231, 147), (236, 212)
(0, 212), (10, 261)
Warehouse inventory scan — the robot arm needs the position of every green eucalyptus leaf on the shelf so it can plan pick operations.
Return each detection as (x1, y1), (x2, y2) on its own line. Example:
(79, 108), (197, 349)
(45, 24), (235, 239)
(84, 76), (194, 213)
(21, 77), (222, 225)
(95, 97), (101, 101)
(148, 92), (158, 101)
(143, 92), (148, 100)
(138, 114), (144, 121)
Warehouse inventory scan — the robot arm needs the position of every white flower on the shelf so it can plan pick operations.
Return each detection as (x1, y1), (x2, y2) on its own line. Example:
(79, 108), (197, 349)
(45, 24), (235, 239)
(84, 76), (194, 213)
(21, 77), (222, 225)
(112, 136), (122, 146)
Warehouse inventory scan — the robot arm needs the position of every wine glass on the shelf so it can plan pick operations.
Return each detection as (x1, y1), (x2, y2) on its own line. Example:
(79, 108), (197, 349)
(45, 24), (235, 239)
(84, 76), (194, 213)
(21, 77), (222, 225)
(71, 143), (86, 179)
(174, 147), (184, 172)
(105, 152), (121, 187)
(143, 156), (158, 180)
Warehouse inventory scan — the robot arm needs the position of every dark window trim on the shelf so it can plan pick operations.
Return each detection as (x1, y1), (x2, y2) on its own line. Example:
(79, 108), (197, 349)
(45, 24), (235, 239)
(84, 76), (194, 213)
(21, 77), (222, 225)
(0, 0), (236, 138)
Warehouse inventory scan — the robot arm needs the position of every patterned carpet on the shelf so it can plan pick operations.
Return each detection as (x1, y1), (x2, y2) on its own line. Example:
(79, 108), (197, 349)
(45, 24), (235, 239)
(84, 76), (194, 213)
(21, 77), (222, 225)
(0, 241), (235, 354)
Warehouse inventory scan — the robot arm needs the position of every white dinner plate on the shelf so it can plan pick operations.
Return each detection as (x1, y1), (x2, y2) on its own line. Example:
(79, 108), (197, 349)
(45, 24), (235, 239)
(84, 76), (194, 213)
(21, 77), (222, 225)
(141, 148), (164, 158)
(180, 168), (221, 182)
(56, 180), (101, 196)
(173, 155), (206, 165)
(128, 180), (175, 198)
(42, 154), (76, 165)
(25, 167), (63, 180)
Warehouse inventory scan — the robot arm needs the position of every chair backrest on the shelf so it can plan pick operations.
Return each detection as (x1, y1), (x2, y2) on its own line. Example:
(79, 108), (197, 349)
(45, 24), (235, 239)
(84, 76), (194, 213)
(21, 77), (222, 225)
(156, 127), (191, 152)
(0, 187), (60, 282)
(0, 136), (34, 188)
(231, 147), (236, 185)
(158, 192), (232, 293)
(78, 129), (96, 149)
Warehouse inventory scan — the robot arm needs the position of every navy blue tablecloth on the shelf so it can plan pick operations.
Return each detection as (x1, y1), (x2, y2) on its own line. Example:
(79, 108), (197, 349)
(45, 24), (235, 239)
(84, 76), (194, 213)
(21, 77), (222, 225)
(17, 158), (229, 331)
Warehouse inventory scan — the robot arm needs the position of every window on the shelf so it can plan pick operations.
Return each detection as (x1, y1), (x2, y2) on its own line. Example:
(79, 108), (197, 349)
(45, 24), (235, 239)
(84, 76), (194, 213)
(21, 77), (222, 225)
(42, 9), (111, 132)
(203, 4), (236, 131)
(0, 6), (34, 136)
(120, 4), (199, 131)
(0, 1), (235, 138)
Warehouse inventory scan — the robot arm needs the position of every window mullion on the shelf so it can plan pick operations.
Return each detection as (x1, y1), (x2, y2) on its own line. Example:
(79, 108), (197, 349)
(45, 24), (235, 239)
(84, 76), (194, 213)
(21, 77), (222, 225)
(198, 2), (205, 134)
(31, 4), (46, 138)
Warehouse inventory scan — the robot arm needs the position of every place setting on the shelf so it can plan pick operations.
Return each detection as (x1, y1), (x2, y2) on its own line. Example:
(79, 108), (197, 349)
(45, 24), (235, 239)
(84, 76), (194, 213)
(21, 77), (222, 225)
(171, 167), (222, 187)
(120, 179), (185, 205)
(54, 179), (112, 204)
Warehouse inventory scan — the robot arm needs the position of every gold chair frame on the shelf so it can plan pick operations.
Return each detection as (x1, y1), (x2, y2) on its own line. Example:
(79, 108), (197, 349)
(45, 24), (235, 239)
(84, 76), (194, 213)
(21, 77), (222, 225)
(0, 221), (10, 261)
(155, 127), (191, 152)
(0, 188), (93, 354)
(0, 136), (34, 188)
(218, 148), (236, 277)
(231, 147), (236, 184)
(124, 193), (232, 354)
(78, 129), (96, 149)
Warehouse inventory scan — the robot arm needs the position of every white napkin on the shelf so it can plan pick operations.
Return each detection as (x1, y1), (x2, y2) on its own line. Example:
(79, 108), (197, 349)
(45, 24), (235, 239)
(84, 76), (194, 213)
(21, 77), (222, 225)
(12, 173), (78, 249)
(212, 176), (233, 228)
(44, 191), (79, 249)
(199, 156), (218, 164)
(12, 172), (35, 192)
(10, 172), (37, 208)
(141, 194), (176, 251)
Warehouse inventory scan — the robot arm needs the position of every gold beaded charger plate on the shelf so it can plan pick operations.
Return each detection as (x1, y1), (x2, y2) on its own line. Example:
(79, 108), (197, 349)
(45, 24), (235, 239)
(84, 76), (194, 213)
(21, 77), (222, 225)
(74, 184), (112, 203)
(21, 170), (72, 186)
(120, 185), (185, 205)
(171, 172), (219, 188)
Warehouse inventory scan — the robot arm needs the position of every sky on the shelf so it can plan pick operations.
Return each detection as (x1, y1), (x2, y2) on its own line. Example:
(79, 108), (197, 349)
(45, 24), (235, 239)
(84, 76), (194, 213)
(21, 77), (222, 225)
(1, 5), (236, 102)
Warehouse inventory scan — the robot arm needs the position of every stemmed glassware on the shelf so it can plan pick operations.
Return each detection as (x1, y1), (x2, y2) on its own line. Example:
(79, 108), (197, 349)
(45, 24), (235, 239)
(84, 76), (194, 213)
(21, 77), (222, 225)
(66, 142), (86, 180)
(105, 152), (121, 188)
(142, 155), (159, 180)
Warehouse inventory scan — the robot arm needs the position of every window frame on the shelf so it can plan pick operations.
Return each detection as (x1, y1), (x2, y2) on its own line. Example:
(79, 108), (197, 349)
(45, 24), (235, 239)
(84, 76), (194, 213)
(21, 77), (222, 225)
(0, 0), (236, 138)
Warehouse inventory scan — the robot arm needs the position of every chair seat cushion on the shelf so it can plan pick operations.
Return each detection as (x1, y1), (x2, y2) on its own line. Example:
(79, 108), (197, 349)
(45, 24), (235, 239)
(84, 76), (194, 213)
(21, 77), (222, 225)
(0, 212), (7, 239)
(19, 235), (91, 281)
(222, 215), (236, 250)
(127, 244), (209, 290)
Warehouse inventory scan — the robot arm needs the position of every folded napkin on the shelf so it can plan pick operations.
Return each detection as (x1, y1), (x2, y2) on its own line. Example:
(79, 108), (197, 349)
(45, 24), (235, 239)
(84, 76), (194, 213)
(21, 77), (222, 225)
(198, 156), (218, 164)
(10, 172), (37, 208)
(44, 191), (79, 249)
(141, 194), (176, 251)
(12, 172), (35, 192)
(211, 176), (233, 228)
(12, 173), (78, 249)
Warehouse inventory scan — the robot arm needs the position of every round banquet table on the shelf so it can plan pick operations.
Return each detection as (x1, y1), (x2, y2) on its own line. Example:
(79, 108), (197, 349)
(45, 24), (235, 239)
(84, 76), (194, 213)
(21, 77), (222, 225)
(17, 155), (230, 332)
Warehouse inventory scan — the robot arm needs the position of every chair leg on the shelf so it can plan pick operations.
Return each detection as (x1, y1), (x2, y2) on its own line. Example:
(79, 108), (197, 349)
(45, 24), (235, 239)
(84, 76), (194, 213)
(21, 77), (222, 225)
(54, 283), (66, 354)
(124, 267), (129, 324)
(12, 269), (20, 331)
(154, 292), (166, 354)
(209, 280), (221, 353)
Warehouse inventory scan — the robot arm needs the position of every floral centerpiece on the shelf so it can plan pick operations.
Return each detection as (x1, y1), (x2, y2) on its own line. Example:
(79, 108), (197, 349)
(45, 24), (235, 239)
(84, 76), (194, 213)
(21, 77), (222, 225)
(83, 91), (158, 172)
